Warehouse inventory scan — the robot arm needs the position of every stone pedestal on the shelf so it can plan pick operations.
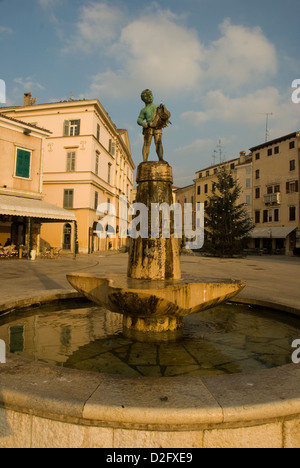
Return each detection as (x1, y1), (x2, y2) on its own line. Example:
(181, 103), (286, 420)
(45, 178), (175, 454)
(127, 162), (181, 281)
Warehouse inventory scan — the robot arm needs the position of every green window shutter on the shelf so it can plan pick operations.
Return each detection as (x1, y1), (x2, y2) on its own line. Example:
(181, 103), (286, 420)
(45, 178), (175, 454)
(16, 149), (31, 178)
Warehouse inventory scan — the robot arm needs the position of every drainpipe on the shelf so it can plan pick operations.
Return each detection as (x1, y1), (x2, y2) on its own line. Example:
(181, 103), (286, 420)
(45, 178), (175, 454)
(73, 221), (77, 259)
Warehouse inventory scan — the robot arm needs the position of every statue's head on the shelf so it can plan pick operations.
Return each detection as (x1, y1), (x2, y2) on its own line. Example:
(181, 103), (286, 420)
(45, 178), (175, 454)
(141, 89), (153, 104)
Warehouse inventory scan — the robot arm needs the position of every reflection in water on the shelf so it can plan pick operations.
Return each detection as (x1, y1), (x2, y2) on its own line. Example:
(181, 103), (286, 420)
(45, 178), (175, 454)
(0, 299), (300, 377)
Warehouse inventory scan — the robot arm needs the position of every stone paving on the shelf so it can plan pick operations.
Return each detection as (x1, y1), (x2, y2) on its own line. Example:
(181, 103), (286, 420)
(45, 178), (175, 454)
(0, 252), (299, 309)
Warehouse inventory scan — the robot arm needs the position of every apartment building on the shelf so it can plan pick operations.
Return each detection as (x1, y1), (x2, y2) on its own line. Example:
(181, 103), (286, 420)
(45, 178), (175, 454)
(249, 131), (300, 255)
(2, 95), (135, 253)
(0, 113), (75, 255)
(195, 152), (252, 209)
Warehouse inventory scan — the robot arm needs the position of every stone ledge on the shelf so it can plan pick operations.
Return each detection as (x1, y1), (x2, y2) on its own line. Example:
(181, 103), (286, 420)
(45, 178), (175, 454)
(1, 294), (300, 447)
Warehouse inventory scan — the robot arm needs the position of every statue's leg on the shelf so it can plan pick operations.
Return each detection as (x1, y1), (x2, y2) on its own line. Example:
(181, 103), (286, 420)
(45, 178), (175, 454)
(143, 130), (152, 162)
(154, 131), (164, 161)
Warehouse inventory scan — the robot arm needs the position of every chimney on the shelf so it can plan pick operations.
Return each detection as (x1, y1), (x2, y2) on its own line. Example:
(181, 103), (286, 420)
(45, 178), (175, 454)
(24, 93), (32, 106)
(239, 151), (246, 164)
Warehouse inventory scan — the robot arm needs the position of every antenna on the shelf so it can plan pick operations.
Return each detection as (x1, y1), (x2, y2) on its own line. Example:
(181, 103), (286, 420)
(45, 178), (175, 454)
(217, 139), (224, 163)
(259, 112), (273, 142)
(212, 150), (217, 165)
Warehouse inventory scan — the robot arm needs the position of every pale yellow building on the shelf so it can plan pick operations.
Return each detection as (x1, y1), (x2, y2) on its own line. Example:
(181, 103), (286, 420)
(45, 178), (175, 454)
(2, 96), (135, 253)
(0, 113), (75, 256)
(195, 156), (242, 208)
(249, 131), (300, 255)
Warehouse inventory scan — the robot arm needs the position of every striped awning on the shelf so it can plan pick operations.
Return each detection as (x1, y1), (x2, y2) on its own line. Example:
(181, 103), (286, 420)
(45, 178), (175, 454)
(0, 194), (76, 222)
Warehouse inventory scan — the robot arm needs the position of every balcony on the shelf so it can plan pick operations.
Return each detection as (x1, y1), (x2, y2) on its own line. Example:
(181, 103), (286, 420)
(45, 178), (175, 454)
(263, 193), (281, 205)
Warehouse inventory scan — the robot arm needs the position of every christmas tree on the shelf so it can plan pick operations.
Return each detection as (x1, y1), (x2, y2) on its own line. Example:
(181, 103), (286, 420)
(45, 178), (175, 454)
(204, 166), (254, 257)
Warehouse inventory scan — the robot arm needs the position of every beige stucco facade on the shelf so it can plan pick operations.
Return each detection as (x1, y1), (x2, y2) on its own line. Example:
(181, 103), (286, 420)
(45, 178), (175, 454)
(2, 98), (135, 253)
(0, 114), (74, 255)
(250, 131), (300, 254)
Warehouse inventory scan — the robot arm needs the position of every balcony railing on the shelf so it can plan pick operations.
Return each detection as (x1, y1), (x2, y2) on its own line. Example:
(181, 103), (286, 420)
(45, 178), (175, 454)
(263, 193), (281, 205)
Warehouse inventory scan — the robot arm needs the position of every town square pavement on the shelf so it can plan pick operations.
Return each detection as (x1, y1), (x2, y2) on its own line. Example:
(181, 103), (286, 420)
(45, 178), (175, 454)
(0, 252), (299, 312)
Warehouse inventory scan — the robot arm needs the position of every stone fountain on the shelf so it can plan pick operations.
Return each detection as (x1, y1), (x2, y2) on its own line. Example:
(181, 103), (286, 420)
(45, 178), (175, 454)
(67, 90), (245, 338)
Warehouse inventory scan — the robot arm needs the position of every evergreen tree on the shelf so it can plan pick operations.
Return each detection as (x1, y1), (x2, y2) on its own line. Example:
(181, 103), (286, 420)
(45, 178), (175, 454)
(204, 166), (254, 257)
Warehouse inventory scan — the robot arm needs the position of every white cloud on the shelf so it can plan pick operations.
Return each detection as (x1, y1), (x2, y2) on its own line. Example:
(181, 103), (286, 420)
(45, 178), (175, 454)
(0, 26), (13, 34)
(63, 2), (125, 54)
(13, 77), (45, 91)
(205, 19), (278, 90)
(175, 138), (213, 154)
(66, 3), (279, 105)
(117, 10), (204, 93)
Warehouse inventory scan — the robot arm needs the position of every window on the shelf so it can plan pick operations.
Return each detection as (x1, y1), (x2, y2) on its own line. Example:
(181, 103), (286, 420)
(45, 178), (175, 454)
(289, 141), (295, 150)
(263, 210), (268, 223)
(267, 148), (272, 156)
(15, 148), (31, 179)
(274, 209), (279, 222)
(246, 178), (251, 189)
(255, 211), (260, 223)
(63, 189), (74, 209)
(255, 187), (260, 199)
(108, 163), (112, 184)
(274, 146), (279, 154)
(109, 139), (116, 156)
(63, 120), (80, 136)
(267, 186), (273, 194)
(206, 170), (210, 177)
(95, 152), (99, 175)
(289, 206), (296, 221)
(66, 151), (76, 172)
(246, 195), (251, 205)
(212, 182), (216, 192)
(96, 124), (100, 141)
(94, 191), (98, 210)
(255, 153), (260, 160)
(286, 181), (299, 193)
(198, 173), (202, 179)
(197, 186), (201, 195)
(204, 184), (208, 194)
(230, 163), (235, 170)
(290, 160), (296, 171)
(255, 170), (260, 179)
(274, 185), (280, 193)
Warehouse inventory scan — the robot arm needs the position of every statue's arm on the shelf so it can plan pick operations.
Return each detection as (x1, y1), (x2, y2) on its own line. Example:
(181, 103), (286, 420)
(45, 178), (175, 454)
(137, 110), (148, 128)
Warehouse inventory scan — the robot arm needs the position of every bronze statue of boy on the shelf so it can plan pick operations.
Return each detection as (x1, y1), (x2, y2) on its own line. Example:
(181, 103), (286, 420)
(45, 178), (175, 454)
(137, 89), (171, 162)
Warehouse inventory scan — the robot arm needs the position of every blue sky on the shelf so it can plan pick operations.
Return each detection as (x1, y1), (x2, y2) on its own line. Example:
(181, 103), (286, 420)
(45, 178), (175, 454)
(0, 0), (299, 186)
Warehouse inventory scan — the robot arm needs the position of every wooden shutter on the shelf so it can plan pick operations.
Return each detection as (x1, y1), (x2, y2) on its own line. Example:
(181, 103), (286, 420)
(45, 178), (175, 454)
(63, 120), (70, 136)
(286, 182), (290, 194)
(16, 149), (31, 178)
(66, 152), (76, 172)
(109, 139), (116, 156)
(295, 181), (299, 193)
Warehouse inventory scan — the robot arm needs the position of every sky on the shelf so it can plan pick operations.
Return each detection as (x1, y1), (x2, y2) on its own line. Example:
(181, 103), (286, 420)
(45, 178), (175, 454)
(0, 0), (299, 186)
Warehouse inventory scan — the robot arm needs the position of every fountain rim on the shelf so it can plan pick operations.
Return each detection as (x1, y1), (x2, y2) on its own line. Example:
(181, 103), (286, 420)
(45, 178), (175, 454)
(1, 291), (300, 434)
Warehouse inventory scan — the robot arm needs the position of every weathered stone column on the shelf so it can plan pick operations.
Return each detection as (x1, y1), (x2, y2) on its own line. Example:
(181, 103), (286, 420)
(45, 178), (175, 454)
(128, 161), (181, 280)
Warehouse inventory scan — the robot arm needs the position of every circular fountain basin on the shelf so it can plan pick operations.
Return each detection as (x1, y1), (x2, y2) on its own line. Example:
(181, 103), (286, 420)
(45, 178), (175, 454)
(0, 298), (299, 377)
(1, 293), (300, 448)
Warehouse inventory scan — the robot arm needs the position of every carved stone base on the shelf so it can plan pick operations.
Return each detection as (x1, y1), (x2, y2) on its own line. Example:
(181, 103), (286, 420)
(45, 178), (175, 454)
(127, 161), (181, 280)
